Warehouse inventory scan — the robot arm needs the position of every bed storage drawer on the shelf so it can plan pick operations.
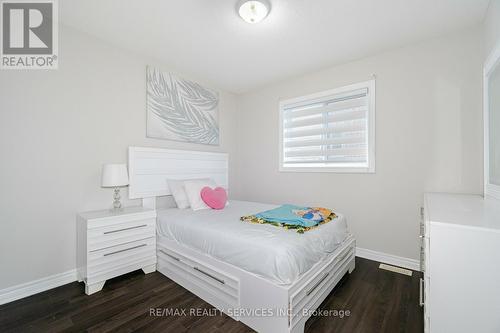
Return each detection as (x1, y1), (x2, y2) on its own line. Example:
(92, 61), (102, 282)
(290, 242), (355, 327)
(158, 246), (240, 308)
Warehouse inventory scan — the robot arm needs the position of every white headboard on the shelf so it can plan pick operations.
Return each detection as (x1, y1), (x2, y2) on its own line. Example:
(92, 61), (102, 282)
(128, 147), (228, 204)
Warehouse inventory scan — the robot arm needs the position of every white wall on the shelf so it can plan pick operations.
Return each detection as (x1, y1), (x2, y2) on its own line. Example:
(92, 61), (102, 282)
(233, 28), (483, 260)
(0, 15), (491, 292)
(0, 26), (238, 290)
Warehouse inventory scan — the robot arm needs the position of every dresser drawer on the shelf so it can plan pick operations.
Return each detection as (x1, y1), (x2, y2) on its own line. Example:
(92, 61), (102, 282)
(87, 237), (156, 277)
(87, 218), (156, 251)
(158, 246), (239, 308)
(423, 236), (429, 274)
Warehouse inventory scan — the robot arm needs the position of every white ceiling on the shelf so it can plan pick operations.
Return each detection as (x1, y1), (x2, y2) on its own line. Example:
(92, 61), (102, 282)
(60, 0), (490, 93)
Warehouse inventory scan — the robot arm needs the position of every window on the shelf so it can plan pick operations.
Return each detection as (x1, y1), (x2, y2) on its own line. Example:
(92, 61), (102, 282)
(279, 80), (375, 173)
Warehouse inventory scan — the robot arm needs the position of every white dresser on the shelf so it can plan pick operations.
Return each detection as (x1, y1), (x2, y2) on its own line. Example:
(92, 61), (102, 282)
(77, 207), (157, 295)
(422, 193), (500, 333)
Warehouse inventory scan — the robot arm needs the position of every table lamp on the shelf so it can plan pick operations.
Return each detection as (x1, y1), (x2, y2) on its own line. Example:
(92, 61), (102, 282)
(101, 164), (129, 210)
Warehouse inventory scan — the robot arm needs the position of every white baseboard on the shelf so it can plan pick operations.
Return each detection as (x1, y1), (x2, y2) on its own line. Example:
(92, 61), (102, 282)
(0, 248), (418, 305)
(356, 247), (420, 271)
(0, 269), (77, 305)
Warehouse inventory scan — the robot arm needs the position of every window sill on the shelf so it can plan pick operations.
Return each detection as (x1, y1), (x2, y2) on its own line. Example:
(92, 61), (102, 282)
(279, 166), (375, 174)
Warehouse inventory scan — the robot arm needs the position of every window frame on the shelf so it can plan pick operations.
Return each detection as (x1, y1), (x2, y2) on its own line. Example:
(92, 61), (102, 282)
(278, 79), (376, 173)
(484, 41), (500, 200)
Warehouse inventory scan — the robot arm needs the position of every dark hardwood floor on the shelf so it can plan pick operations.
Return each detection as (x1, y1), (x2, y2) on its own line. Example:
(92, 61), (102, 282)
(0, 257), (423, 333)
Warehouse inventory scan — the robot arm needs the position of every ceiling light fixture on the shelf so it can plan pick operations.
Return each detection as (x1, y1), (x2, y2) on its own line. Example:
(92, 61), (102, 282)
(238, 0), (271, 24)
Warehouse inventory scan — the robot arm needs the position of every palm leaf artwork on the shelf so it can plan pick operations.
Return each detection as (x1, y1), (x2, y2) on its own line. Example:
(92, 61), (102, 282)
(146, 67), (219, 145)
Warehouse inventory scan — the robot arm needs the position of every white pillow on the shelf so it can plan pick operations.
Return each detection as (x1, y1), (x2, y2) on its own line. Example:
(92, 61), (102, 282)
(167, 179), (191, 209)
(184, 178), (217, 211)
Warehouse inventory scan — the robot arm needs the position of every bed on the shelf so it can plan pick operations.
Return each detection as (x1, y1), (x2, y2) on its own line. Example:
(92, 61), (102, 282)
(128, 147), (356, 333)
(157, 200), (350, 285)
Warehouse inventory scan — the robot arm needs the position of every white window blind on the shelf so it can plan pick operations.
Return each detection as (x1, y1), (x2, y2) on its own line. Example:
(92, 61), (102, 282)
(279, 80), (375, 172)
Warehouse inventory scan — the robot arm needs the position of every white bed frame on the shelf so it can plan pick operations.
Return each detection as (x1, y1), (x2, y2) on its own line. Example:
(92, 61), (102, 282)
(128, 146), (356, 333)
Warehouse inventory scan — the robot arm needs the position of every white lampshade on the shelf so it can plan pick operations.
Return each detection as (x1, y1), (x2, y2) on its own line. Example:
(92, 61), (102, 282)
(101, 164), (129, 187)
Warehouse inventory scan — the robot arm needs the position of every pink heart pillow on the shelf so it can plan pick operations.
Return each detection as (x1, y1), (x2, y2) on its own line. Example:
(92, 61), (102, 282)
(200, 186), (227, 210)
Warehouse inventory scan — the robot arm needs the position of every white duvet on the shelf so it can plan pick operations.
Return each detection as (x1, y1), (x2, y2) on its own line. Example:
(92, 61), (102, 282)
(156, 200), (349, 285)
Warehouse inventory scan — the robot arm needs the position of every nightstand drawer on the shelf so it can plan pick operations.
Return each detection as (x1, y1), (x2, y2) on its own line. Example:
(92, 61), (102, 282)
(84, 210), (157, 229)
(88, 218), (156, 251)
(87, 237), (156, 275)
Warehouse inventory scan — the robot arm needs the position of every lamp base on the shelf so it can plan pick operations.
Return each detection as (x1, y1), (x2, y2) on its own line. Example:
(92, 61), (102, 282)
(112, 187), (122, 210)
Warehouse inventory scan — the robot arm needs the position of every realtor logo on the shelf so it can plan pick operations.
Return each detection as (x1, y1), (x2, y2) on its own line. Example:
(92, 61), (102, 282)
(1, 0), (58, 69)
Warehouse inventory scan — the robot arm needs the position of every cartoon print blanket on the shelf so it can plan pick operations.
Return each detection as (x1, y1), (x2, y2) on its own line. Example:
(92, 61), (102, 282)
(240, 204), (337, 233)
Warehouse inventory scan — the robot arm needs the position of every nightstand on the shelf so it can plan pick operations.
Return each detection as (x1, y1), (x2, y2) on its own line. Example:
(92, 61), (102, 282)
(77, 206), (157, 295)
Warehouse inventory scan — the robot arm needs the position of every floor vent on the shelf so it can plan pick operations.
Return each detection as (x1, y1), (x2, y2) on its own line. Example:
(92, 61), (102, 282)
(379, 263), (413, 276)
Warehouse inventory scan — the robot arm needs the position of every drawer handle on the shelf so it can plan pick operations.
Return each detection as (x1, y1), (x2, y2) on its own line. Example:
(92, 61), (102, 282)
(339, 249), (352, 260)
(335, 248), (353, 264)
(193, 266), (225, 285)
(306, 272), (330, 296)
(160, 249), (181, 262)
(103, 224), (148, 234)
(103, 243), (147, 256)
(419, 278), (425, 306)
